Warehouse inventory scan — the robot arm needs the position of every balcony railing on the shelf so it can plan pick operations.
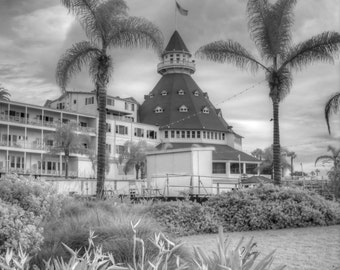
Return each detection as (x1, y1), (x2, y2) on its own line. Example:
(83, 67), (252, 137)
(106, 114), (133, 122)
(0, 167), (78, 177)
(0, 114), (96, 133)
(157, 60), (196, 73)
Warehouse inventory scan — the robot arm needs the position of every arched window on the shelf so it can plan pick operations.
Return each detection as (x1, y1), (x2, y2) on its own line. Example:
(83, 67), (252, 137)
(178, 89), (185, 95)
(154, 106), (163, 113)
(193, 90), (199, 96)
(161, 90), (168, 96)
(179, 105), (188, 112)
(149, 93), (154, 98)
(202, 106), (210, 114)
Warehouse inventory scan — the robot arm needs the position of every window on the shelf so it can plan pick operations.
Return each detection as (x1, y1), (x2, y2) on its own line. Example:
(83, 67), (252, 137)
(171, 130), (175, 138)
(203, 131), (206, 139)
(134, 128), (144, 137)
(202, 106), (210, 114)
(176, 130), (180, 138)
(215, 132), (218, 140)
(230, 163), (243, 174)
(181, 130), (185, 138)
(106, 123), (111, 133)
(131, 104), (135, 111)
(80, 122), (87, 127)
(161, 90), (168, 96)
(116, 125), (128, 135)
(107, 98), (114, 106)
(191, 131), (195, 138)
(246, 163), (258, 174)
(149, 93), (154, 98)
(165, 130), (168, 138)
(213, 163), (226, 174)
(178, 89), (185, 95)
(186, 130), (190, 138)
(207, 132), (210, 139)
(193, 90), (199, 96)
(154, 106), (163, 113)
(197, 131), (201, 139)
(222, 133), (225, 140)
(147, 130), (157, 139)
(125, 102), (128, 110)
(85, 97), (94, 105)
(46, 140), (53, 146)
(179, 105), (188, 112)
(57, 102), (65, 109)
(106, 144), (112, 154)
(73, 100), (77, 104)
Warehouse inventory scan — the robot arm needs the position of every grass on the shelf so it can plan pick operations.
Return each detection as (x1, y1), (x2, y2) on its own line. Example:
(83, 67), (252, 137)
(179, 225), (340, 270)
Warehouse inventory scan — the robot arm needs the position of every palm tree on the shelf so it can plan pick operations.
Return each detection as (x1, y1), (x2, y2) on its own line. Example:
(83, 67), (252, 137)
(45, 122), (90, 178)
(315, 145), (340, 170)
(196, 0), (340, 185)
(325, 91), (340, 134)
(251, 148), (264, 160)
(0, 85), (10, 101)
(257, 146), (290, 178)
(56, 0), (163, 198)
(287, 151), (297, 179)
(120, 140), (154, 179)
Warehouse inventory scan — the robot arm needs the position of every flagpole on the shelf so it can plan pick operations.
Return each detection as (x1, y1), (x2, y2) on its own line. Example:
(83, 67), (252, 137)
(175, 0), (178, 30)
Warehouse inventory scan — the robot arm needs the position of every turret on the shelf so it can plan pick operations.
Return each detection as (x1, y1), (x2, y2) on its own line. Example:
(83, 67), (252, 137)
(157, 31), (196, 75)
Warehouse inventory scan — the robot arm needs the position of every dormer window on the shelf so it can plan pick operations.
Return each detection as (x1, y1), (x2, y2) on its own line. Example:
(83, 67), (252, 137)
(193, 90), (199, 96)
(178, 89), (185, 95)
(179, 105), (188, 112)
(202, 106), (210, 114)
(154, 106), (163, 113)
(161, 90), (168, 96)
(149, 93), (154, 98)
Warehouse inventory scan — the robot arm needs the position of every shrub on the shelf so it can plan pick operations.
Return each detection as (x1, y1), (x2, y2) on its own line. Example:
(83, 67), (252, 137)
(149, 200), (220, 236)
(33, 199), (190, 268)
(0, 199), (44, 254)
(206, 184), (340, 231)
(0, 174), (63, 222)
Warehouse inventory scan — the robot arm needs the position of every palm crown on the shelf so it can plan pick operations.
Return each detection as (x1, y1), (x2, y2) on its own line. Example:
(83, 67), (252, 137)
(196, 0), (340, 184)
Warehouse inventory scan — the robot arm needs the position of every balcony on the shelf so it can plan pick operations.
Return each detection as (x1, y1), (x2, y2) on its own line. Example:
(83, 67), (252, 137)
(0, 114), (96, 134)
(106, 114), (133, 122)
(157, 60), (196, 74)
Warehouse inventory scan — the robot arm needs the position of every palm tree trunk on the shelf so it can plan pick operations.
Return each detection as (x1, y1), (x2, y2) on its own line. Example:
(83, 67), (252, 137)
(291, 156), (294, 179)
(96, 54), (110, 199)
(64, 153), (69, 179)
(272, 97), (281, 185)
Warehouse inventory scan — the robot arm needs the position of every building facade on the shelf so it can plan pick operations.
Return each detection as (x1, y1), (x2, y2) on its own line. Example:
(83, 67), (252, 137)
(0, 31), (261, 193)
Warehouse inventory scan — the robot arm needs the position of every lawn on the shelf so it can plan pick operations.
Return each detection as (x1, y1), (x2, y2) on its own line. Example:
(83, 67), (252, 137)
(179, 225), (340, 270)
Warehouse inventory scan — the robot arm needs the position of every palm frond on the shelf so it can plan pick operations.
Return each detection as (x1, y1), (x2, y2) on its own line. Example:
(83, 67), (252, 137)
(247, 0), (276, 59)
(282, 31), (340, 70)
(325, 91), (340, 134)
(56, 41), (101, 91)
(89, 56), (113, 93)
(107, 16), (164, 57)
(327, 145), (340, 158)
(272, 0), (297, 54)
(60, 0), (128, 44)
(0, 86), (11, 101)
(195, 40), (266, 72)
(315, 155), (333, 166)
(266, 67), (292, 101)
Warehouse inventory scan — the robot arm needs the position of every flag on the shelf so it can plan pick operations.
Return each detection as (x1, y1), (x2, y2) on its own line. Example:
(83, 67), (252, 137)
(176, 1), (188, 16)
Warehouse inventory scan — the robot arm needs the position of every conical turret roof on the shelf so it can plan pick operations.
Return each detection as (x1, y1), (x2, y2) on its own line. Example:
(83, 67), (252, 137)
(164, 30), (190, 54)
(139, 73), (232, 132)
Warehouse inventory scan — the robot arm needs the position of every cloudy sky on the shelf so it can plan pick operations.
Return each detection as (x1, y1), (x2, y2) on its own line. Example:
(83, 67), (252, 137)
(0, 0), (339, 174)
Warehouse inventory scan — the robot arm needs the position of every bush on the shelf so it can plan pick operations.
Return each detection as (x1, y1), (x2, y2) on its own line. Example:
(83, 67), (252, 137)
(0, 199), (44, 254)
(33, 199), (190, 268)
(0, 174), (62, 222)
(206, 184), (340, 231)
(150, 200), (220, 236)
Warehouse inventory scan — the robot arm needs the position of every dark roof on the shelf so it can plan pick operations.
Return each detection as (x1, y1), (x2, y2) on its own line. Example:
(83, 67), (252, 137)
(241, 175), (273, 184)
(139, 73), (233, 132)
(164, 31), (190, 54)
(156, 143), (260, 162)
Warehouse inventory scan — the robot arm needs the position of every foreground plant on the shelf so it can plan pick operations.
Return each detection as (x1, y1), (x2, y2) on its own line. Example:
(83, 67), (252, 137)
(193, 227), (285, 270)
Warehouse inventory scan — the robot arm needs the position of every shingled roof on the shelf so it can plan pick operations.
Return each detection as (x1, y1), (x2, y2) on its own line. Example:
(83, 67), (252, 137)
(139, 73), (232, 132)
(156, 143), (260, 162)
(164, 30), (190, 54)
